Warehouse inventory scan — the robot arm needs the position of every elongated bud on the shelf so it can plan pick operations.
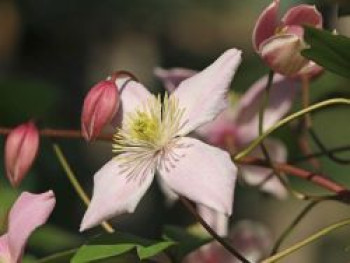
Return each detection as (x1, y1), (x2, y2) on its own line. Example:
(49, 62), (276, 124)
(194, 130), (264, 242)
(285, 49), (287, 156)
(81, 80), (119, 141)
(5, 122), (39, 187)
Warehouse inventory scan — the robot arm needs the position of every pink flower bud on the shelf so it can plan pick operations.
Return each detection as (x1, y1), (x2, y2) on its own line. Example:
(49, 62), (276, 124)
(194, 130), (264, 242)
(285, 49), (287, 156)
(5, 122), (39, 187)
(253, 0), (323, 76)
(81, 80), (119, 141)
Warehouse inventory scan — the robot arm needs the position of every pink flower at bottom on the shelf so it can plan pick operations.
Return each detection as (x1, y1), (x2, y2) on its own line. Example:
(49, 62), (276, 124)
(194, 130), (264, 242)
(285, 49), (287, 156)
(0, 191), (56, 263)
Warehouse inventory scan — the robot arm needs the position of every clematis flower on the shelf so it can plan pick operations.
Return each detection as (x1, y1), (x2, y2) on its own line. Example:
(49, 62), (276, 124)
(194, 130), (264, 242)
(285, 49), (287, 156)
(0, 191), (56, 263)
(184, 219), (272, 263)
(5, 122), (40, 187)
(80, 49), (242, 231)
(81, 80), (120, 141)
(252, 0), (323, 76)
(156, 69), (296, 199)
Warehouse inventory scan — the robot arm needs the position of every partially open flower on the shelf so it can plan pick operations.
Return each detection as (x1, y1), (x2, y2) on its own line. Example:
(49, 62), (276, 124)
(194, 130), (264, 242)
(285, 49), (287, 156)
(81, 80), (119, 141)
(5, 122), (39, 187)
(0, 191), (56, 263)
(253, 0), (323, 76)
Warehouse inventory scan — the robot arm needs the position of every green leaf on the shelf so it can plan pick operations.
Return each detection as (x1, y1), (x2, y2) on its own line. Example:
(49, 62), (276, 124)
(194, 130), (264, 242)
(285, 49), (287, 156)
(71, 232), (175, 263)
(37, 249), (77, 263)
(163, 225), (212, 262)
(302, 26), (350, 79)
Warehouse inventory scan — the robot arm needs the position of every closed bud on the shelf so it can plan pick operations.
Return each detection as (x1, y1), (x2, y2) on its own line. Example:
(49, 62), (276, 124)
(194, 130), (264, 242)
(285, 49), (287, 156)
(81, 80), (119, 141)
(5, 122), (39, 187)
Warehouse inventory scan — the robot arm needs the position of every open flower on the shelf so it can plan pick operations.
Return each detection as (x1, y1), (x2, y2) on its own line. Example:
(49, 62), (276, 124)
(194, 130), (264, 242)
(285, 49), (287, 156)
(0, 191), (56, 263)
(80, 49), (242, 231)
(252, 0), (323, 76)
(156, 69), (296, 199)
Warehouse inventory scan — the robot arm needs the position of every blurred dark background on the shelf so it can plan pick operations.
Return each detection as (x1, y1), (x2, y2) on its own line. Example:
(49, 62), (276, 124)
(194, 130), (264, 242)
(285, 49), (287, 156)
(1, 0), (350, 262)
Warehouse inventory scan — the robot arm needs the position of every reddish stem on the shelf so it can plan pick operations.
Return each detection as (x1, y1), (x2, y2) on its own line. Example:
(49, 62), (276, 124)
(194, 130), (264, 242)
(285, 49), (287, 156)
(237, 156), (349, 198)
(0, 128), (113, 141)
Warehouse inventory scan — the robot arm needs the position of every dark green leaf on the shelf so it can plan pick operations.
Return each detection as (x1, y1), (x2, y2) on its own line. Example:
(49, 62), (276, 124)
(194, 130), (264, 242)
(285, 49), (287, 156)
(37, 249), (77, 263)
(163, 225), (212, 262)
(71, 232), (175, 263)
(302, 26), (350, 78)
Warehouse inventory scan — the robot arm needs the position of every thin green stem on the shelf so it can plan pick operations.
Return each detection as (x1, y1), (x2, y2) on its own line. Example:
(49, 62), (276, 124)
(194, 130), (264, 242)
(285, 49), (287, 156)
(308, 128), (350, 164)
(262, 217), (350, 263)
(52, 143), (115, 233)
(234, 98), (350, 161)
(270, 200), (321, 255)
(292, 144), (350, 163)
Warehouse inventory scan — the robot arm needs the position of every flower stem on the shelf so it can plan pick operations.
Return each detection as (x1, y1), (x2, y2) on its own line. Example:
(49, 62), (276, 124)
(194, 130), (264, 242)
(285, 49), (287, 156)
(0, 127), (113, 141)
(234, 98), (350, 161)
(179, 197), (251, 263)
(262, 217), (350, 263)
(52, 143), (115, 233)
(236, 156), (349, 195)
(270, 200), (321, 255)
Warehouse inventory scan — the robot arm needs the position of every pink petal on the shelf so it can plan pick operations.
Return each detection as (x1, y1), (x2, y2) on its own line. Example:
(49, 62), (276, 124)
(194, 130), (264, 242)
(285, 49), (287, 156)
(0, 235), (11, 263)
(158, 137), (237, 215)
(297, 61), (324, 79)
(8, 191), (56, 263)
(80, 157), (155, 231)
(171, 49), (242, 135)
(111, 78), (152, 128)
(157, 176), (178, 205)
(282, 4), (323, 28)
(154, 67), (197, 93)
(195, 109), (238, 150)
(253, 0), (280, 51)
(234, 74), (296, 146)
(239, 139), (288, 199)
(260, 34), (309, 76)
(197, 205), (229, 236)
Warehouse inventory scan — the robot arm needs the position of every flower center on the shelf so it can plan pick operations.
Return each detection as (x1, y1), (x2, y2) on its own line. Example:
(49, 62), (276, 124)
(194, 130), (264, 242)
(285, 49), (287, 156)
(113, 93), (185, 155)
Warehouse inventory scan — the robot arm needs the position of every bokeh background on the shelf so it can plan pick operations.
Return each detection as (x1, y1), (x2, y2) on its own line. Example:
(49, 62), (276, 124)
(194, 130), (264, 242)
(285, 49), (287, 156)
(1, 0), (350, 262)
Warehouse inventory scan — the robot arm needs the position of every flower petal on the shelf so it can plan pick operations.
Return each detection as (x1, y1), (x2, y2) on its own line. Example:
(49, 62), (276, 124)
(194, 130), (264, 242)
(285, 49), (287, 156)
(171, 49), (242, 135)
(240, 139), (288, 199)
(157, 176), (178, 205)
(253, 0), (280, 51)
(0, 235), (11, 263)
(80, 157), (155, 231)
(8, 191), (55, 263)
(234, 74), (296, 146)
(282, 4), (323, 28)
(158, 137), (237, 215)
(195, 109), (237, 149)
(260, 34), (309, 76)
(111, 78), (152, 128)
(198, 204), (229, 236)
(154, 67), (197, 93)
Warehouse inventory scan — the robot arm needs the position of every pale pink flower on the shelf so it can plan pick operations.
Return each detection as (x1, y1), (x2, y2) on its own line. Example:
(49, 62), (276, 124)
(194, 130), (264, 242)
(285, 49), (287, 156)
(0, 191), (56, 263)
(80, 49), (242, 231)
(156, 69), (295, 199)
(252, 0), (323, 76)
(5, 122), (40, 187)
(184, 218), (272, 263)
(81, 80), (120, 141)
